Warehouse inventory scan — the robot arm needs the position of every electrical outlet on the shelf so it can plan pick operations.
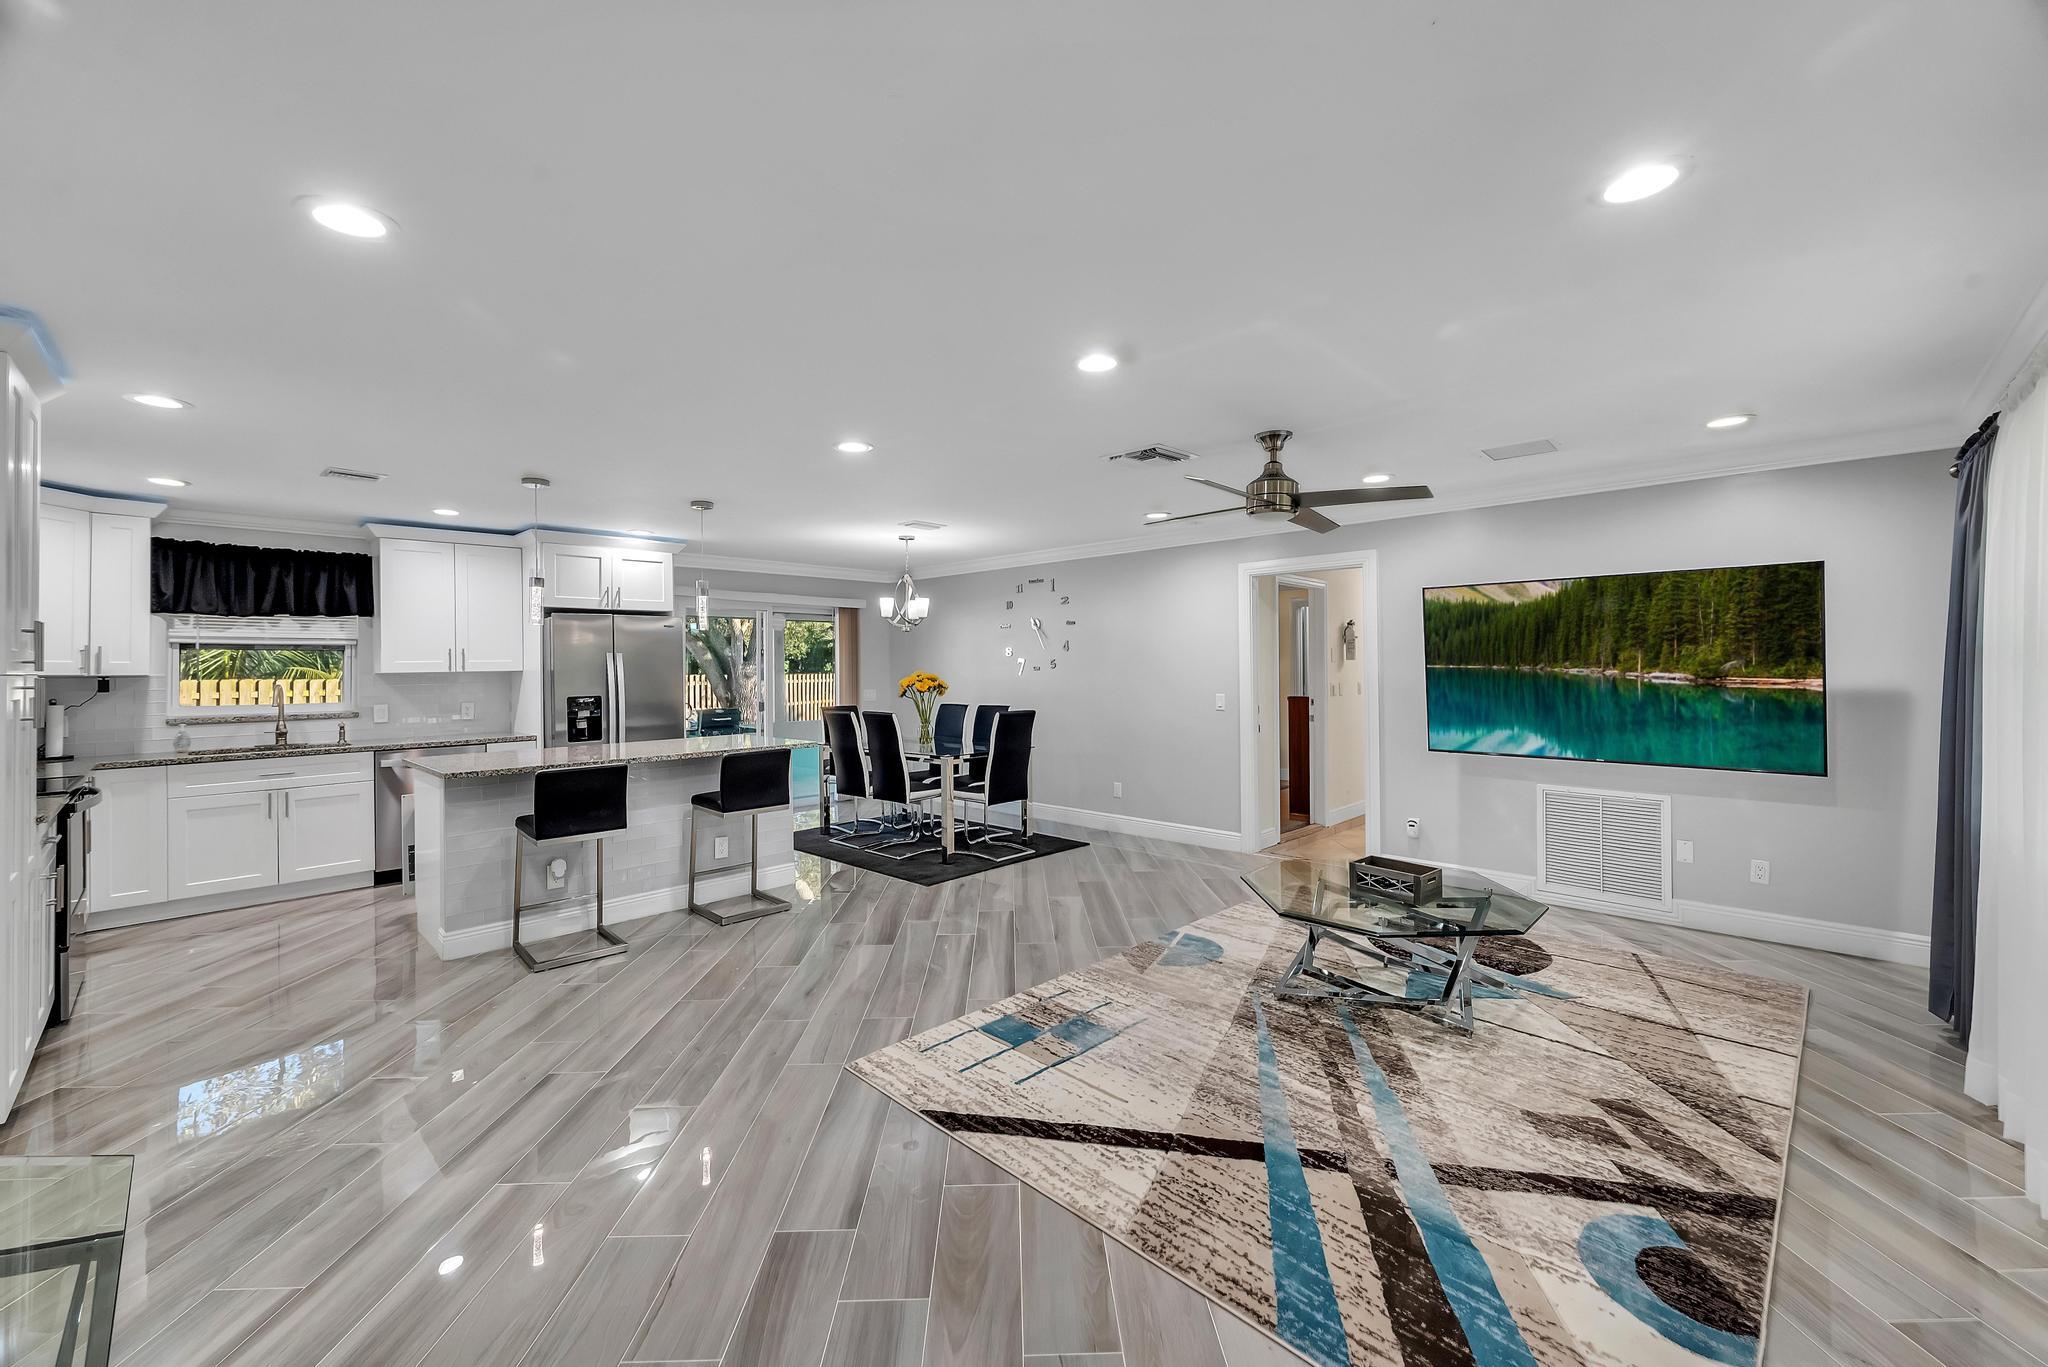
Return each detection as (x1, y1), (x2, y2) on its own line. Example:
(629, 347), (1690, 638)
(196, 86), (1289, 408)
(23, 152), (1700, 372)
(1403, 818), (1421, 838)
(459, 701), (475, 720)
(1675, 840), (1693, 864)
(1749, 859), (1770, 885)
(1215, 693), (1227, 711)
(372, 704), (389, 724)
(545, 857), (566, 890)
(714, 835), (730, 860)
(1112, 781), (1122, 799)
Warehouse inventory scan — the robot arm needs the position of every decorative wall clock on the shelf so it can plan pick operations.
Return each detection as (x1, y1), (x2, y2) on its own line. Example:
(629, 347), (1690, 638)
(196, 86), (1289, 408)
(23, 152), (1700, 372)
(1000, 574), (1074, 674)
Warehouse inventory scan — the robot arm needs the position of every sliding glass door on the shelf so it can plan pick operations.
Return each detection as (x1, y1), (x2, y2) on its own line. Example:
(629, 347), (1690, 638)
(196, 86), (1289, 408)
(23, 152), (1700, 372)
(768, 612), (837, 745)
(685, 612), (763, 734)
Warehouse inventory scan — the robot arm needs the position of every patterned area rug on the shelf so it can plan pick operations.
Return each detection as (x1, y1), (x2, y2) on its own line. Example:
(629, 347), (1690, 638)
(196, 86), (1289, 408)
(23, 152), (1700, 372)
(848, 900), (1807, 1367)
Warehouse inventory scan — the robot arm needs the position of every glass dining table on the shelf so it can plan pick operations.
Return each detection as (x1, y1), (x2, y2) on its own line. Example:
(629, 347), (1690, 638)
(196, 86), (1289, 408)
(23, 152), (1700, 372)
(903, 746), (1010, 862)
(0, 1155), (133, 1365)
(1241, 858), (1550, 1031)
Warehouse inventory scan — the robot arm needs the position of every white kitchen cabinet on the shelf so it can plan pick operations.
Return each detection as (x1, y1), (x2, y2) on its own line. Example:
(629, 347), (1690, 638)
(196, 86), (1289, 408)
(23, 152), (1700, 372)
(36, 507), (152, 677)
(376, 539), (457, 672)
(377, 538), (524, 672)
(7, 359), (41, 673)
(539, 542), (673, 612)
(453, 543), (524, 671)
(37, 503), (89, 675)
(169, 789), (279, 899)
(277, 780), (374, 884)
(539, 543), (610, 610)
(611, 548), (675, 612)
(88, 767), (169, 913)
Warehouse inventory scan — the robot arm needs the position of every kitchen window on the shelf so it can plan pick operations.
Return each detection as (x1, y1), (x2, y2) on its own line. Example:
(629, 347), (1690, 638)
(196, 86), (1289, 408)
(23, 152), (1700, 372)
(165, 615), (359, 716)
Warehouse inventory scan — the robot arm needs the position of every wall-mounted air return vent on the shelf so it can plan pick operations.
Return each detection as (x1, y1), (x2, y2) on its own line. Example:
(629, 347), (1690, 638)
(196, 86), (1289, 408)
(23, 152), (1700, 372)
(899, 520), (946, 531)
(319, 466), (386, 483)
(1535, 784), (1672, 917)
(1480, 438), (1559, 462)
(1106, 445), (1198, 464)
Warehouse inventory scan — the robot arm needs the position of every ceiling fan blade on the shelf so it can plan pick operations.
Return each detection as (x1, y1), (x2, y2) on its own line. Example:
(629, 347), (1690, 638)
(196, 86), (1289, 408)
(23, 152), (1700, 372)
(1183, 475), (1249, 497)
(1289, 507), (1338, 533)
(1142, 507), (1241, 527)
(1295, 485), (1434, 507)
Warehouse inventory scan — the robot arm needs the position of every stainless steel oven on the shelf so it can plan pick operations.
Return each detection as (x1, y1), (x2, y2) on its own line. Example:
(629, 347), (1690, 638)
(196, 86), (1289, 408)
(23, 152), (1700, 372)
(47, 778), (98, 1024)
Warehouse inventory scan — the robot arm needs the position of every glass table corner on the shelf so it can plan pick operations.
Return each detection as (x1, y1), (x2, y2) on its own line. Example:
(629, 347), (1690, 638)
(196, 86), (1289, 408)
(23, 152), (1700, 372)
(1241, 858), (1550, 1031)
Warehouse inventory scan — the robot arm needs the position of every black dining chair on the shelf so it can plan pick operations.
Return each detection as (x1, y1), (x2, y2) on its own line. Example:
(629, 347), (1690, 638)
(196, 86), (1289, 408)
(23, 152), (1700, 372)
(823, 706), (888, 844)
(955, 709), (1036, 862)
(965, 703), (1010, 783)
(687, 747), (793, 924)
(861, 710), (945, 859)
(511, 765), (631, 971)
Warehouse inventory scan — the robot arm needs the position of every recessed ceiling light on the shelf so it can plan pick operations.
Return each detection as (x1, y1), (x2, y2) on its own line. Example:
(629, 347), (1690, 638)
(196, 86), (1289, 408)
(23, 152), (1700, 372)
(307, 201), (392, 239)
(1076, 352), (1119, 374)
(1145, 511), (1171, 520)
(836, 440), (874, 454)
(146, 476), (189, 488)
(1361, 473), (1392, 485)
(1600, 162), (1682, 204)
(1704, 413), (1754, 430)
(124, 393), (190, 410)
(432, 508), (461, 517)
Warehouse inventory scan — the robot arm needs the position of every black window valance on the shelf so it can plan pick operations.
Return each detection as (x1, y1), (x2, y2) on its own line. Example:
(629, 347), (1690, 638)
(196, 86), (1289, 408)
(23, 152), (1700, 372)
(151, 538), (376, 618)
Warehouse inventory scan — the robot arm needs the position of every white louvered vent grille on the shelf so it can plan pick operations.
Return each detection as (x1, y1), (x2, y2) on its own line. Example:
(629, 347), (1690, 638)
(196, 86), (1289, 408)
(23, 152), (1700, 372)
(1536, 785), (1672, 915)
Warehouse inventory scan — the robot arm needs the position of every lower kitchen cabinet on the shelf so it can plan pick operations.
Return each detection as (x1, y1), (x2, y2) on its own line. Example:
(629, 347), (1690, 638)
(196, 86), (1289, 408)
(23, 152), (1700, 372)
(90, 767), (169, 912)
(277, 781), (374, 884)
(169, 789), (279, 899)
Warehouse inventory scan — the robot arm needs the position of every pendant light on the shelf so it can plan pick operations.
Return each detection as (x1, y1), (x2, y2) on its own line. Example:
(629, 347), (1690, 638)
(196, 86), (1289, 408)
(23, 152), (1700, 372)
(880, 534), (930, 631)
(690, 499), (713, 630)
(521, 476), (551, 624)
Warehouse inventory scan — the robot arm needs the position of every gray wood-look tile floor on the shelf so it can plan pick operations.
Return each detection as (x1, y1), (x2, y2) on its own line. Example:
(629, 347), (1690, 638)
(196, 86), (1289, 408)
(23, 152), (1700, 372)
(0, 818), (2041, 1367)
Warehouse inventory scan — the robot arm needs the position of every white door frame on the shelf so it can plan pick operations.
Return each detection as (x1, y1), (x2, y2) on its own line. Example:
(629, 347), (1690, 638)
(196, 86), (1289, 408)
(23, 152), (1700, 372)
(1237, 549), (1381, 855)
(1275, 575), (1330, 828)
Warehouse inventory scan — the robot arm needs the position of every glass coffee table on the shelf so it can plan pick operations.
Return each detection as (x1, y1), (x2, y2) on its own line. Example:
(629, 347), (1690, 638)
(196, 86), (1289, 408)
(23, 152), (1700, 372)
(1241, 858), (1550, 1031)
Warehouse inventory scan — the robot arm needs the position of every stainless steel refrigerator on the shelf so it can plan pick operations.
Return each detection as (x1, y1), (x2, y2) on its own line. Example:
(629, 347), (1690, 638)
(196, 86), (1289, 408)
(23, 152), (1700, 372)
(543, 612), (692, 746)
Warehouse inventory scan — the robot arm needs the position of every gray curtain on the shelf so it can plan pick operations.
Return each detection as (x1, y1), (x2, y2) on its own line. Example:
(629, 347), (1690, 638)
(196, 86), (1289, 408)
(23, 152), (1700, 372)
(1929, 415), (1997, 1041)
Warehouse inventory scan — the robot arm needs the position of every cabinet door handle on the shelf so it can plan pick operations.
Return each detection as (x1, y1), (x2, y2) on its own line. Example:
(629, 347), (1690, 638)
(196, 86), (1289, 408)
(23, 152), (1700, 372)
(267, 792), (274, 819)
(94, 644), (103, 674)
(447, 648), (453, 671)
(21, 621), (41, 670)
(283, 790), (291, 818)
(460, 646), (467, 670)
(79, 644), (88, 670)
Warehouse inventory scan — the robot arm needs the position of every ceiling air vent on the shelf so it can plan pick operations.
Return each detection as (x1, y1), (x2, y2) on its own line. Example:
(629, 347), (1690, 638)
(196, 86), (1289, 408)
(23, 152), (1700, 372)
(1106, 445), (1198, 464)
(319, 466), (386, 483)
(1480, 438), (1559, 462)
(899, 520), (946, 532)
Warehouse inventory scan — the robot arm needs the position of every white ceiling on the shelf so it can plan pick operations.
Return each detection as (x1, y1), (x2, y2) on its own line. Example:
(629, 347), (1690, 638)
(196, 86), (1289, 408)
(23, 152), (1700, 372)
(4, 0), (2045, 575)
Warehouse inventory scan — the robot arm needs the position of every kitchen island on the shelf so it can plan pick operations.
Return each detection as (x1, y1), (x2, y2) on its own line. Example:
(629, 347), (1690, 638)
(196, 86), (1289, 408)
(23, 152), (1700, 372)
(405, 734), (825, 959)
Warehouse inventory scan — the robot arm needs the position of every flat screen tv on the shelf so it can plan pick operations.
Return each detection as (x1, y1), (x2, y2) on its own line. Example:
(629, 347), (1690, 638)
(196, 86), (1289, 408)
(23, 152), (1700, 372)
(1422, 561), (1826, 776)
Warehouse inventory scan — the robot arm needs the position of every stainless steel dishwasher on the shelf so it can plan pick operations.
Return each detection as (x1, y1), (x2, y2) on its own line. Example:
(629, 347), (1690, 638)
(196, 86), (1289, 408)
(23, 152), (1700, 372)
(376, 746), (485, 884)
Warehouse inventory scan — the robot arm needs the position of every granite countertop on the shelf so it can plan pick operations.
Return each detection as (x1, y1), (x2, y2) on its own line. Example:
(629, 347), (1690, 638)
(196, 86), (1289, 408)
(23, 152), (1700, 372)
(89, 734), (539, 772)
(408, 733), (821, 780)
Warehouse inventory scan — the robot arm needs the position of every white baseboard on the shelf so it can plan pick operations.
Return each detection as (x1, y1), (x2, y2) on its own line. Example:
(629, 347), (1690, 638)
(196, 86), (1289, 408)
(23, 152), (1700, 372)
(1323, 799), (1369, 826)
(429, 861), (797, 960)
(1029, 802), (1243, 853)
(1437, 861), (1928, 966)
(90, 872), (375, 931)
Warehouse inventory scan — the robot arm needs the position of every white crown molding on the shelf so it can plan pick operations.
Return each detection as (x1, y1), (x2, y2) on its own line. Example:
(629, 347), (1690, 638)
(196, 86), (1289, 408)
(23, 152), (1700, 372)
(918, 428), (1958, 579)
(41, 484), (169, 518)
(1962, 268), (2048, 418)
(157, 507), (370, 540)
(690, 552), (890, 584)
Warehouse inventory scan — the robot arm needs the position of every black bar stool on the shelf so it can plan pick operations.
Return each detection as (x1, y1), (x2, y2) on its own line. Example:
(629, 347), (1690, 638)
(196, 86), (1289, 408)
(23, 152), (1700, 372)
(511, 765), (630, 972)
(688, 747), (794, 925)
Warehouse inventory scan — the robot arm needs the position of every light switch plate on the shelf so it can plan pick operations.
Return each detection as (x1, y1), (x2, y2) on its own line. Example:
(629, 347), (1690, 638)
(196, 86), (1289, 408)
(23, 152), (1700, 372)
(373, 704), (389, 724)
(458, 701), (475, 720)
(1675, 839), (1693, 864)
(1215, 693), (1227, 711)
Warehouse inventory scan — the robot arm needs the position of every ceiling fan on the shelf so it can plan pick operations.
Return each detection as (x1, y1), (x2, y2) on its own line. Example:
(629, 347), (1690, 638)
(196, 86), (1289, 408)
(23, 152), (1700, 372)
(1143, 429), (1432, 533)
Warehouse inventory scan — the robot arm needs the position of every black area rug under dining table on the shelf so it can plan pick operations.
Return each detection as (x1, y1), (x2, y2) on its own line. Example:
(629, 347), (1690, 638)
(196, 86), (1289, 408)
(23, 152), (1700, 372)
(794, 825), (1088, 885)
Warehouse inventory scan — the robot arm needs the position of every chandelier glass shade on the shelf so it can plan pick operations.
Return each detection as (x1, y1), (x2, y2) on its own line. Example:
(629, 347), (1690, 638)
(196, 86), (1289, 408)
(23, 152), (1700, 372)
(879, 535), (930, 631)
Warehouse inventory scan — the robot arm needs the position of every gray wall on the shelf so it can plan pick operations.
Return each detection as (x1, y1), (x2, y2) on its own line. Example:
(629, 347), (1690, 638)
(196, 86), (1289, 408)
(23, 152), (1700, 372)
(891, 451), (1953, 934)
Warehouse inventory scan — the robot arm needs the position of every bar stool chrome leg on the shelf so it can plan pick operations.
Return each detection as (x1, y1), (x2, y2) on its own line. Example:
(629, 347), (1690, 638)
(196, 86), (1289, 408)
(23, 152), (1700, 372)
(687, 806), (793, 926)
(511, 830), (630, 972)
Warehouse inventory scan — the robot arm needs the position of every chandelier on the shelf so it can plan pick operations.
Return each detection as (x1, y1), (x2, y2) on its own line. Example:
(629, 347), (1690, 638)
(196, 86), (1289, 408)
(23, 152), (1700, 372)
(879, 534), (930, 631)
(690, 499), (713, 630)
(521, 475), (550, 624)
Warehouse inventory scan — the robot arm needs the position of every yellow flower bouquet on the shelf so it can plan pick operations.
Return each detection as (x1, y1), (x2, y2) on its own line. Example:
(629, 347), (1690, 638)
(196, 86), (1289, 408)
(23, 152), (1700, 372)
(898, 671), (949, 751)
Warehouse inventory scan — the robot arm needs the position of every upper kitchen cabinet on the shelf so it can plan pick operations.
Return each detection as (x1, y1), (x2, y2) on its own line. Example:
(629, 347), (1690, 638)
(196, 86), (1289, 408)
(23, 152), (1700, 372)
(36, 489), (158, 679)
(374, 536), (523, 673)
(539, 542), (673, 613)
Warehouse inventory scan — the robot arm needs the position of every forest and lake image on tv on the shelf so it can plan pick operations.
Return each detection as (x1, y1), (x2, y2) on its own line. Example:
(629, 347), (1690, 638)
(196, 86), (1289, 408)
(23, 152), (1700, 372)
(1423, 562), (1826, 775)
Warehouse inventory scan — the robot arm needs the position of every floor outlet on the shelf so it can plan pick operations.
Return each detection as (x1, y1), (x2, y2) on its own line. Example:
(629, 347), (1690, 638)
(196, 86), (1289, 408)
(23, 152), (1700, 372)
(1750, 859), (1770, 885)
(714, 836), (730, 860)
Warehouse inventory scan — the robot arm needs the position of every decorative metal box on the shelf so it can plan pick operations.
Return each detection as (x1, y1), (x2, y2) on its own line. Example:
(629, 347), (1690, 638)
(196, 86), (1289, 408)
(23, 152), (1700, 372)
(1349, 855), (1444, 907)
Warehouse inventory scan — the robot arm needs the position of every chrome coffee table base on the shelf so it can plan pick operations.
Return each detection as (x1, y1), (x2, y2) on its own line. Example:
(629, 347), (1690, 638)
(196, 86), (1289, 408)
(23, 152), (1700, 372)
(1272, 922), (1514, 1032)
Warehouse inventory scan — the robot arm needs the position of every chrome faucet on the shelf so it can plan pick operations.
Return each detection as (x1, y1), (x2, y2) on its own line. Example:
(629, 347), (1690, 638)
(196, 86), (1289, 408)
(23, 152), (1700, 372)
(274, 688), (289, 748)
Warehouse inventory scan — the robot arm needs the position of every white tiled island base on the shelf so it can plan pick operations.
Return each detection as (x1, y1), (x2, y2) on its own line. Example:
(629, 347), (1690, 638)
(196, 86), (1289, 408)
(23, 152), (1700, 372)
(405, 735), (823, 959)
